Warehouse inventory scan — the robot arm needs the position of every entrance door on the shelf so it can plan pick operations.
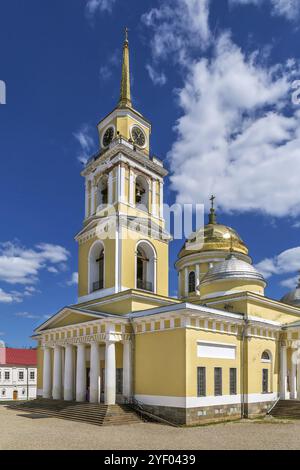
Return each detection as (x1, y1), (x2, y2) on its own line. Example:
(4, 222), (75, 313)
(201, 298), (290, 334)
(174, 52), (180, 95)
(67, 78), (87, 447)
(13, 390), (18, 400)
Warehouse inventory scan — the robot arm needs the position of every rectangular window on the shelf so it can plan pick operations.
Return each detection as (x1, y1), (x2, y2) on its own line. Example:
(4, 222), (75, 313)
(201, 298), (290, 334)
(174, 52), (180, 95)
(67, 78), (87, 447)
(262, 369), (269, 393)
(19, 371), (24, 381)
(4, 371), (10, 380)
(30, 371), (35, 380)
(230, 368), (237, 395)
(214, 367), (222, 396)
(197, 367), (206, 397)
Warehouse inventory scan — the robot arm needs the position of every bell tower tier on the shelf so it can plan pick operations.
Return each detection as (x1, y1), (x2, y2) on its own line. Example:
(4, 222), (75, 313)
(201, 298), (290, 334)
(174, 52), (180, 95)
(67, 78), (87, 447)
(75, 31), (170, 305)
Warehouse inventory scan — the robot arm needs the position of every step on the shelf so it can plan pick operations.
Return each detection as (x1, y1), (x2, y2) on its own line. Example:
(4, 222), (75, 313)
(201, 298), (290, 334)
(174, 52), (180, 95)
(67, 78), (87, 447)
(5, 399), (141, 427)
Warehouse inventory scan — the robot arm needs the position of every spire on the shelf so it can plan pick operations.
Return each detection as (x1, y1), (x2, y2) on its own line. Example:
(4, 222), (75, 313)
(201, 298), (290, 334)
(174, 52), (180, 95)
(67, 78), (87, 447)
(208, 195), (217, 224)
(118, 27), (132, 109)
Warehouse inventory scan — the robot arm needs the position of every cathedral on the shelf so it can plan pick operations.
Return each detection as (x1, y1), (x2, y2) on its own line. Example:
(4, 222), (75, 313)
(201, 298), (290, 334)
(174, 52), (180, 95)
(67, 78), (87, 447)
(33, 32), (300, 425)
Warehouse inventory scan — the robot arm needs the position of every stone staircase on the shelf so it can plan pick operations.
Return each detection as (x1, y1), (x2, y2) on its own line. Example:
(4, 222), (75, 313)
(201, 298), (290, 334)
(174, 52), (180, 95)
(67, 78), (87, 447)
(5, 399), (143, 426)
(269, 400), (300, 419)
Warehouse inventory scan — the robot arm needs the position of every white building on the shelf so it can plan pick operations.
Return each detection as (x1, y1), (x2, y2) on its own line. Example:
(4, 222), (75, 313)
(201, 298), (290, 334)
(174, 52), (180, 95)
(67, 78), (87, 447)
(0, 347), (37, 401)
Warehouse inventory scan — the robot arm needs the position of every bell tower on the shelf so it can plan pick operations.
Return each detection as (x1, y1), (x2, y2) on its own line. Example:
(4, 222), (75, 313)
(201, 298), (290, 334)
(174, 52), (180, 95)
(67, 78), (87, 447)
(75, 30), (170, 305)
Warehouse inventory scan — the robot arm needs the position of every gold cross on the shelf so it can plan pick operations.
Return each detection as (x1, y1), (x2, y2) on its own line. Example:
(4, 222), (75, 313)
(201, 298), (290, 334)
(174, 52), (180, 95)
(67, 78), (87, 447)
(210, 195), (216, 209)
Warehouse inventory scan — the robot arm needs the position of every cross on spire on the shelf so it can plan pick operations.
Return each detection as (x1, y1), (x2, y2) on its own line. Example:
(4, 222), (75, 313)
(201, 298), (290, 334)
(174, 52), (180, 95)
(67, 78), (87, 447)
(208, 195), (217, 225)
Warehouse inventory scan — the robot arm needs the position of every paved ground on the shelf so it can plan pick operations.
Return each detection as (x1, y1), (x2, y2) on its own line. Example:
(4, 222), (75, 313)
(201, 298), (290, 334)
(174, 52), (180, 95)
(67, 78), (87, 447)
(0, 406), (300, 450)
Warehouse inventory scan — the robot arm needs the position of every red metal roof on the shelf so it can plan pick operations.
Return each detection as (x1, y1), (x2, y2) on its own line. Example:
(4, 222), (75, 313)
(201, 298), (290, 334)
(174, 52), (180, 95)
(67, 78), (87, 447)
(4, 348), (37, 366)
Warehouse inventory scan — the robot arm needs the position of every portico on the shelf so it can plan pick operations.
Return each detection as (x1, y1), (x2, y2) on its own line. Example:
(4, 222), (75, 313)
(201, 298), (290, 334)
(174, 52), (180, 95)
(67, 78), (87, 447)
(280, 340), (300, 400)
(40, 318), (133, 406)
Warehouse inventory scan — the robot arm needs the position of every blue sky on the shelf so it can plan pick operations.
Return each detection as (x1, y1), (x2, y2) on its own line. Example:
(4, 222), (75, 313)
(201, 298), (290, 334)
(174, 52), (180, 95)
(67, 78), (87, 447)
(1, 0), (300, 347)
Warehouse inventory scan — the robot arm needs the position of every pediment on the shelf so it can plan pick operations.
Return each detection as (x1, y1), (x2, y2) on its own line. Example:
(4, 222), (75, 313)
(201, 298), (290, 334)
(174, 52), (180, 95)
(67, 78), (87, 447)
(35, 307), (103, 333)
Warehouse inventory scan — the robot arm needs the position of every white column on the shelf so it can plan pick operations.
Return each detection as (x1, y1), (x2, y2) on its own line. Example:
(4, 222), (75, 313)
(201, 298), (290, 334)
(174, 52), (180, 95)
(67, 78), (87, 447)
(52, 346), (62, 400)
(184, 268), (188, 297)
(152, 180), (157, 217)
(108, 172), (113, 205)
(129, 169), (135, 206)
(90, 342), (100, 403)
(43, 348), (52, 399)
(122, 341), (132, 400)
(105, 341), (116, 405)
(120, 166), (125, 202)
(76, 344), (86, 402)
(297, 348), (300, 400)
(280, 344), (288, 399)
(117, 165), (122, 203)
(196, 264), (200, 296)
(64, 344), (74, 401)
(291, 350), (297, 399)
(91, 184), (96, 215)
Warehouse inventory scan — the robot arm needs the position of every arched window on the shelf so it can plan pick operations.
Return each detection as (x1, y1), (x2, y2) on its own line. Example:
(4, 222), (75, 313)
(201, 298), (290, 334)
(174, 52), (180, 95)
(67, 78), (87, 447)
(136, 241), (156, 292)
(261, 351), (271, 362)
(89, 242), (105, 293)
(135, 175), (149, 211)
(97, 176), (108, 209)
(188, 271), (196, 293)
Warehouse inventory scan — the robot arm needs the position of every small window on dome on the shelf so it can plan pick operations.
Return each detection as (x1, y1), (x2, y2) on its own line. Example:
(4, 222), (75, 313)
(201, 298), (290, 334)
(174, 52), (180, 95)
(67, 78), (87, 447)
(188, 271), (196, 293)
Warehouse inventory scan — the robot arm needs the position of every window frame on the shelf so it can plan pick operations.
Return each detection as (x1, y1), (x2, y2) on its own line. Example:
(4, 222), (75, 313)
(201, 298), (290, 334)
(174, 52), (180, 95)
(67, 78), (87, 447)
(214, 367), (222, 396)
(197, 367), (206, 397)
(229, 368), (237, 395)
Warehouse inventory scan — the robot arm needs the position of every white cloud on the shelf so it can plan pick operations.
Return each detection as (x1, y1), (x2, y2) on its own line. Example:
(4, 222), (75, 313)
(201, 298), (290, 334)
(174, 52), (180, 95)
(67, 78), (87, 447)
(146, 64), (167, 86)
(0, 288), (22, 304)
(73, 124), (96, 164)
(229, 0), (300, 20)
(85, 0), (116, 17)
(142, 0), (211, 64)
(66, 272), (79, 287)
(15, 312), (41, 320)
(0, 241), (70, 286)
(255, 246), (300, 278)
(280, 275), (299, 289)
(165, 34), (300, 217)
(293, 221), (300, 228)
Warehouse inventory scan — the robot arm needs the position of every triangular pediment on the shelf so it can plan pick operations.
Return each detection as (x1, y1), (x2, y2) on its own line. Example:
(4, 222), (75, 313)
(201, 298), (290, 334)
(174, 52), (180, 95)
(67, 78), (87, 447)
(35, 307), (106, 333)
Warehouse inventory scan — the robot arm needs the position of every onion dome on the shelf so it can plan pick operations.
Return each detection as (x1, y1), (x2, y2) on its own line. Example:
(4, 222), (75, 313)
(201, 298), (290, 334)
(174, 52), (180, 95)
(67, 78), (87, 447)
(281, 275), (300, 307)
(178, 196), (248, 259)
(201, 254), (266, 287)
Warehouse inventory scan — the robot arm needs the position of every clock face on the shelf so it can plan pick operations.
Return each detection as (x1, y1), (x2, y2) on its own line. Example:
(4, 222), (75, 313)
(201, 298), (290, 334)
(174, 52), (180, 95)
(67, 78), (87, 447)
(103, 127), (114, 147)
(132, 126), (146, 147)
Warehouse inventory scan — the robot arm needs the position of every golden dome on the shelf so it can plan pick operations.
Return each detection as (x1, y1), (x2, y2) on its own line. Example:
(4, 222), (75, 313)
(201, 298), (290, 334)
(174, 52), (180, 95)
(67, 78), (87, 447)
(178, 203), (249, 259)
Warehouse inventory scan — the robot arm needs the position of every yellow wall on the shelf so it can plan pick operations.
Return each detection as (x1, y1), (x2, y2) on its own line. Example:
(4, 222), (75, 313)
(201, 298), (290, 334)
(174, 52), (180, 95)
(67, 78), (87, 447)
(134, 329), (186, 396)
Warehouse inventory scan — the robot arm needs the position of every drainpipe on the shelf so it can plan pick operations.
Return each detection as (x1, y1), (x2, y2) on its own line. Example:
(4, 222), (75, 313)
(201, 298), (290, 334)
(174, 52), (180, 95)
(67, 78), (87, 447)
(241, 315), (249, 419)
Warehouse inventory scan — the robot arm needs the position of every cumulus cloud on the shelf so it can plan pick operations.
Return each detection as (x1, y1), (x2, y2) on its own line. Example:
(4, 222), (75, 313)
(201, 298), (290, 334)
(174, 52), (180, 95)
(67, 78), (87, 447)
(146, 64), (167, 86)
(166, 34), (300, 217)
(280, 275), (299, 289)
(229, 0), (300, 20)
(85, 0), (116, 17)
(142, 1), (300, 218)
(0, 288), (22, 304)
(142, 0), (211, 65)
(0, 241), (70, 286)
(66, 272), (79, 287)
(255, 246), (300, 279)
(73, 124), (96, 164)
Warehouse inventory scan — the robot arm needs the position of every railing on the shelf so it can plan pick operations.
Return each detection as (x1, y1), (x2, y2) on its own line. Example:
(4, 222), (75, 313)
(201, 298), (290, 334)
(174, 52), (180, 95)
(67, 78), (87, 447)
(136, 280), (153, 292)
(92, 281), (104, 292)
(124, 397), (179, 427)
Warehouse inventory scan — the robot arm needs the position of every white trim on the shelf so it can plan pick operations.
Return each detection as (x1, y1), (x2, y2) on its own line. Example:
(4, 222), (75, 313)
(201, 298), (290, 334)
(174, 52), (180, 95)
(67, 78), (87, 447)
(78, 286), (128, 304)
(201, 289), (262, 300)
(98, 108), (151, 133)
(135, 392), (278, 409)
